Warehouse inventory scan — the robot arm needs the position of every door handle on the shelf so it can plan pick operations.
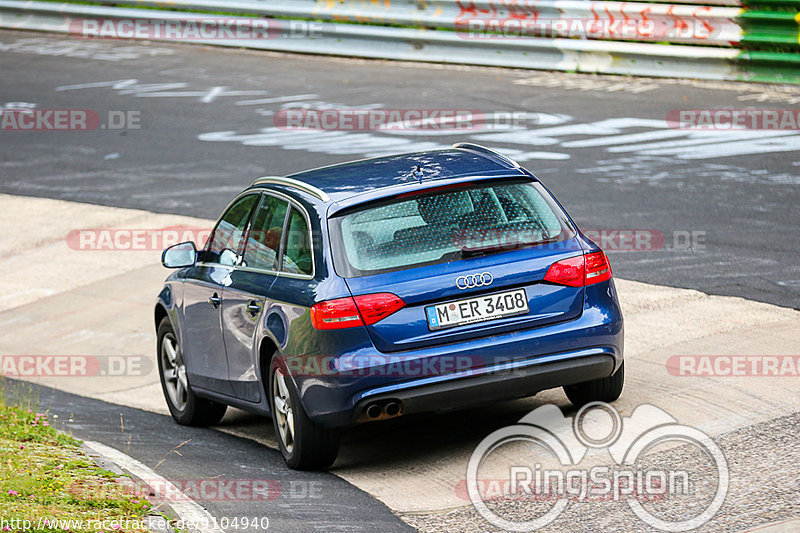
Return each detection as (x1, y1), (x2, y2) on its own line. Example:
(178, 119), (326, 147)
(246, 301), (261, 316)
(208, 293), (221, 308)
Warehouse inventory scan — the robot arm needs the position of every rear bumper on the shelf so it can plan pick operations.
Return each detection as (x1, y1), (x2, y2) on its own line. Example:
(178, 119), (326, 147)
(352, 349), (615, 421)
(295, 284), (623, 427)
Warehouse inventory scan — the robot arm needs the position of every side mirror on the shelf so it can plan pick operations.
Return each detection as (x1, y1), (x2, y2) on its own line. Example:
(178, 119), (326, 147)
(162, 241), (197, 268)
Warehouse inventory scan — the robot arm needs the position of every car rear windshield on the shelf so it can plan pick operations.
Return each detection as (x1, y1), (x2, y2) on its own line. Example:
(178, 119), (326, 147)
(329, 179), (575, 277)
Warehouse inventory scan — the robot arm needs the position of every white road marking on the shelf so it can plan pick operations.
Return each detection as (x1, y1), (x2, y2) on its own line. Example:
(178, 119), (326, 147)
(672, 135), (800, 159)
(609, 131), (794, 153)
(118, 83), (189, 95)
(376, 112), (571, 136)
(514, 75), (661, 94)
(236, 94), (319, 106)
(563, 129), (689, 148)
(201, 86), (225, 104)
(55, 77), (783, 162)
(55, 79), (266, 102)
(56, 76), (793, 161)
(134, 89), (265, 100)
(475, 117), (800, 160)
(57, 80), (139, 91)
(83, 440), (225, 533)
(198, 128), (569, 160)
(474, 123), (615, 144)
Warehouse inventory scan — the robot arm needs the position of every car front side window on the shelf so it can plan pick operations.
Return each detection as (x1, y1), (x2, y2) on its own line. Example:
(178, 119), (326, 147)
(202, 194), (259, 266)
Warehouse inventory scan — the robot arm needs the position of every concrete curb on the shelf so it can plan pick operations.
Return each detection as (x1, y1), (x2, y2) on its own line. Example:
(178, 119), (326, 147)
(81, 441), (226, 533)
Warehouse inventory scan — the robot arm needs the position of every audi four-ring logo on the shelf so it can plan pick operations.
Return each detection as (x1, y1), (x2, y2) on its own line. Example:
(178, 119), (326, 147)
(456, 272), (493, 290)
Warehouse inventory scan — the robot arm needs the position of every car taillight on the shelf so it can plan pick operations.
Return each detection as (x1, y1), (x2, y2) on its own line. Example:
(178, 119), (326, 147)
(543, 255), (584, 287)
(310, 297), (363, 330)
(543, 251), (612, 287)
(310, 293), (405, 330)
(353, 293), (406, 325)
(584, 251), (612, 285)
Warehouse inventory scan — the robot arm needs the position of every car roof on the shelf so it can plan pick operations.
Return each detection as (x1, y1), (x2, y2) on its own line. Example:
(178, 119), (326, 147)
(250, 144), (532, 205)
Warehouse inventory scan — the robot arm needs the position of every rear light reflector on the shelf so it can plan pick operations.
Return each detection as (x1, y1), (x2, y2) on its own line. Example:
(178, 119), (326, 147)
(585, 251), (612, 285)
(310, 293), (406, 330)
(543, 251), (612, 287)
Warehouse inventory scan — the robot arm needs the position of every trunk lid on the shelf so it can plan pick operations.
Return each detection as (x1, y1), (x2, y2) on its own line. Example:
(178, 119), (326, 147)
(344, 238), (584, 352)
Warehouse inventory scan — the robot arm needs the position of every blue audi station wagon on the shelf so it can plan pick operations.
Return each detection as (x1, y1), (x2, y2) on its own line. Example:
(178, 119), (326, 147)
(156, 144), (624, 470)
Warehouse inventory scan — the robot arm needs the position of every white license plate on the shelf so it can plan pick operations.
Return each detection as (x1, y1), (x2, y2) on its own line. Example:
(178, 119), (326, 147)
(425, 289), (529, 331)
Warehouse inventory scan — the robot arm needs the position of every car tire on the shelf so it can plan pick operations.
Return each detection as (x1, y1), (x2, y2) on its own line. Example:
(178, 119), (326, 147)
(269, 357), (339, 470)
(157, 317), (227, 426)
(563, 362), (625, 407)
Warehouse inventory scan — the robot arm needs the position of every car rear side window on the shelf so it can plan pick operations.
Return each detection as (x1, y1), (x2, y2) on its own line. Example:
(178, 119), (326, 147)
(204, 194), (259, 266)
(242, 195), (289, 271)
(281, 207), (313, 276)
(330, 180), (574, 277)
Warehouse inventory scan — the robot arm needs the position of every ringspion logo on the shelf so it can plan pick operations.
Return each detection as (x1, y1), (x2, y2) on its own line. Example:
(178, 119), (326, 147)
(467, 402), (728, 531)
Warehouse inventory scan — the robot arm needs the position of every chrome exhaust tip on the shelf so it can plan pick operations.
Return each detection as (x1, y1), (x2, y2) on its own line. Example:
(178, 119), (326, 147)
(385, 402), (401, 417)
(366, 403), (383, 419)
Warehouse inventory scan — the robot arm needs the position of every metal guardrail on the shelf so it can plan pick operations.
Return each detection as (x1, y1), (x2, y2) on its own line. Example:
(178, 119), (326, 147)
(740, 9), (800, 50)
(43, 0), (746, 46)
(0, 0), (797, 83)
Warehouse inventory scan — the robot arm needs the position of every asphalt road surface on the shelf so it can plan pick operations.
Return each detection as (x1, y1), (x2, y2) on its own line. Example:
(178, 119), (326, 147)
(1, 379), (413, 533)
(2, 29), (800, 533)
(1, 30), (799, 309)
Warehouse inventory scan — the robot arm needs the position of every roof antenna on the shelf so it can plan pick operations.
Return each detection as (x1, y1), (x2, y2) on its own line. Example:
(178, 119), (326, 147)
(413, 165), (424, 183)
